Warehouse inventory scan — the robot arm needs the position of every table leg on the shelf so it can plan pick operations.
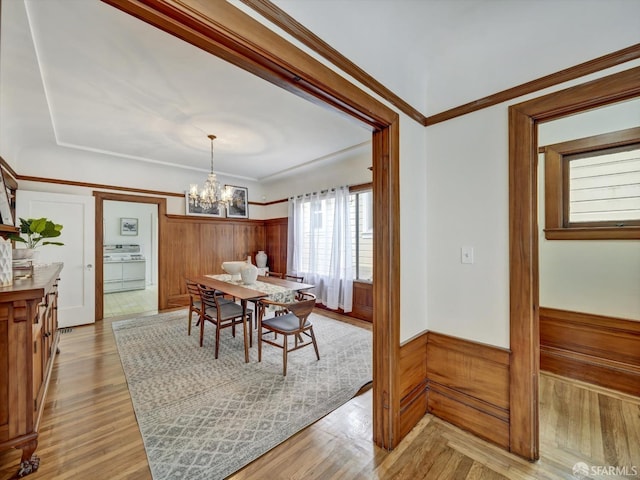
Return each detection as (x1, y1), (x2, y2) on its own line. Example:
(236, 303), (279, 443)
(242, 299), (249, 362)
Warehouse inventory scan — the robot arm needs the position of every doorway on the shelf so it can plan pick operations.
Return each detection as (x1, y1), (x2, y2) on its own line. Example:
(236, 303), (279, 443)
(94, 191), (167, 321)
(102, 199), (159, 318)
(99, 0), (400, 450)
(508, 66), (640, 459)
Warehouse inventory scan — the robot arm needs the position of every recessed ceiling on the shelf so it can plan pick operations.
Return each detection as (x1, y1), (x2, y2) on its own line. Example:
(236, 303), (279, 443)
(21, 0), (371, 181)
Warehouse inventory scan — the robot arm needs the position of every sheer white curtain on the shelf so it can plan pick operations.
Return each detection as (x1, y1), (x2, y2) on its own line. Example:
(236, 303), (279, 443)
(287, 186), (353, 312)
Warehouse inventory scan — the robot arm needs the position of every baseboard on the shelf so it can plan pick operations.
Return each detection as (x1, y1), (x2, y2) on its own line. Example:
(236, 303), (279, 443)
(540, 307), (640, 396)
(398, 330), (511, 448)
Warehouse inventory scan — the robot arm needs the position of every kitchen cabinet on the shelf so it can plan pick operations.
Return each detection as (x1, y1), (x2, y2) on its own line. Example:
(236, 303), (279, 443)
(0, 263), (63, 478)
(103, 260), (145, 293)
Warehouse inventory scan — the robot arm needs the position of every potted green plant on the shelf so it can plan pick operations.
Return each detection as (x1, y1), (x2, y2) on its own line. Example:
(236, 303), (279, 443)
(9, 217), (64, 259)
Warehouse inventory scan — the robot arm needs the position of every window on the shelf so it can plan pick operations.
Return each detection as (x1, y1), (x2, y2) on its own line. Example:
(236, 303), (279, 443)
(350, 188), (373, 281)
(543, 127), (640, 240)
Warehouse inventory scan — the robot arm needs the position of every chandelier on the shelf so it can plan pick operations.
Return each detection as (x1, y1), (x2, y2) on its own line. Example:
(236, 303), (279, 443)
(188, 134), (232, 211)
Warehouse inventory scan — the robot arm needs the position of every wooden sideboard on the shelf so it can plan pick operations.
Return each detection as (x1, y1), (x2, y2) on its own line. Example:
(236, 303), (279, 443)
(0, 263), (63, 478)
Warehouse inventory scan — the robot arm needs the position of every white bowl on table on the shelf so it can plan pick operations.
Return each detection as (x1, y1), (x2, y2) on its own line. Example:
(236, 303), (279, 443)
(221, 261), (246, 279)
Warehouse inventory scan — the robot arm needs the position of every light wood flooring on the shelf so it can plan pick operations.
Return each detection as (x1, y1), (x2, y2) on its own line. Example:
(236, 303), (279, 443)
(1, 312), (638, 479)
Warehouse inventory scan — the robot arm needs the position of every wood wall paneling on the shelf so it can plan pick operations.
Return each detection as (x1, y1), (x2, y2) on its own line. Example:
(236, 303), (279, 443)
(162, 217), (266, 309)
(397, 330), (511, 449)
(0, 318), (7, 433)
(264, 218), (288, 275)
(351, 282), (373, 322)
(425, 332), (511, 448)
(398, 332), (428, 439)
(540, 307), (640, 396)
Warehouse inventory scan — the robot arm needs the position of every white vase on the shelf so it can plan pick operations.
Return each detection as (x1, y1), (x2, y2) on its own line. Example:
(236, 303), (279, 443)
(255, 250), (267, 268)
(240, 262), (258, 285)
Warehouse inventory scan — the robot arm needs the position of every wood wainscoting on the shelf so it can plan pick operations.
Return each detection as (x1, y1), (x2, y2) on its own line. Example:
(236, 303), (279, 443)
(264, 218), (288, 276)
(399, 331), (511, 449)
(540, 307), (640, 397)
(162, 215), (266, 309)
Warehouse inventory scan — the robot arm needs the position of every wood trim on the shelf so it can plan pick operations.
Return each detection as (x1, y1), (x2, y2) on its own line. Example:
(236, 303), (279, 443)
(540, 126), (640, 155)
(544, 226), (640, 240)
(262, 198), (287, 206)
(102, 0), (396, 128)
(239, 0), (427, 126)
(94, 191), (167, 320)
(427, 43), (640, 126)
(372, 120), (400, 449)
(509, 65), (640, 460)
(100, 0), (400, 450)
(18, 174), (184, 198)
(541, 346), (640, 397)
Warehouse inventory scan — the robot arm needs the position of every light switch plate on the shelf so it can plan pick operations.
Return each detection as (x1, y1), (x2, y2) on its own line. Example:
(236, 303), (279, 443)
(461, 246), (474, 264)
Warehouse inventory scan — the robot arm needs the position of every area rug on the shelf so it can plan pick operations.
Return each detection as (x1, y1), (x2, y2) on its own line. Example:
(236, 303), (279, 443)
(112, 309), (372, 479)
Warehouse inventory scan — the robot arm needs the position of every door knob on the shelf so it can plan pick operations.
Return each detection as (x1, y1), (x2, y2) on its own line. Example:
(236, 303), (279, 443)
(86, 264), (93, 269)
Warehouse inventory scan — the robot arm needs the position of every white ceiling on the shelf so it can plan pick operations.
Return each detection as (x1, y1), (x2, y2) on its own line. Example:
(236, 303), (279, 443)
(2, 0), (639, 184)
(2, 0), (371, 182)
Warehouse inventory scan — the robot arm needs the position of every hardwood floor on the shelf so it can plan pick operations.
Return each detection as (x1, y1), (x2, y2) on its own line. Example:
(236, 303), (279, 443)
(1, 312), (638, 479)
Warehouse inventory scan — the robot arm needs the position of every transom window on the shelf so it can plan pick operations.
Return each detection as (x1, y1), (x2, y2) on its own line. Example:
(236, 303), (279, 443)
(542, 127), (640, 240)
(565, 144), (640, 226)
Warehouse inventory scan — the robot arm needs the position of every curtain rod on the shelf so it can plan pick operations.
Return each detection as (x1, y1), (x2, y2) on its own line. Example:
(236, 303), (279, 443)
(288, 182), (371, 200)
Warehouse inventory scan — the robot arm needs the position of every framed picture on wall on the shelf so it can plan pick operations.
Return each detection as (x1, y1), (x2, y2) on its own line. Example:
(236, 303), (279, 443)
(0, 169), (14, 226)
(225, 185), (249, 219)
(184, 193), (224, 217)
(120, 217), (138, 235)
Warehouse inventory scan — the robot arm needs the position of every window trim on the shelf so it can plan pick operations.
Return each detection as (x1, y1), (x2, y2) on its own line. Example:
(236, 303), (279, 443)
(542, 126), (640, 240)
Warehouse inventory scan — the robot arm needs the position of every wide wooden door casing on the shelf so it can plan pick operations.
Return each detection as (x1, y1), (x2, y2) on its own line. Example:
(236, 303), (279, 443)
(16, 190), (96, 327)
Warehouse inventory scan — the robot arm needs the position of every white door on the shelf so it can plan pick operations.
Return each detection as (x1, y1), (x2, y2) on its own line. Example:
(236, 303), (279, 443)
(16, 190), (95, 327)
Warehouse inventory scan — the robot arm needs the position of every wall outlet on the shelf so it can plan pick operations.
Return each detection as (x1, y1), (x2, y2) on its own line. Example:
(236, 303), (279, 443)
(461, 246), (474, 264)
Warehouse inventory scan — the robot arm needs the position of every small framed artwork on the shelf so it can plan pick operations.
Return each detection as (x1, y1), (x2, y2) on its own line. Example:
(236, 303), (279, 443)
(185, 193), (224, 218)
(120, 217), (138, 236)
(225, 185), (249, 219)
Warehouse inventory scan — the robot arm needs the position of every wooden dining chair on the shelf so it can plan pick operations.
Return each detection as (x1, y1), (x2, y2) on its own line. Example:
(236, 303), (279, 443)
(198, 285), (253, 359)
(285, 274), (304, 283)
(185, 280), (204, 336)
(257, 292), (319, 376)
(266, 271), (284, 279)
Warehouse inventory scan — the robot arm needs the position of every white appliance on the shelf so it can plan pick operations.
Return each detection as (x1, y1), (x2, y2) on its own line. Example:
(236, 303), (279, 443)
(103, 244), (146, 293)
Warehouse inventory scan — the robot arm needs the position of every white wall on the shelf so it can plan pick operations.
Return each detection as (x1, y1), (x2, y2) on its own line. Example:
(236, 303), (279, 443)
(425, 106), (510, 347)
(538, 100), (640, 321)
(423, 62), (640, 348)
(104, 200), (158, 286)
(261, 143), (372, 219)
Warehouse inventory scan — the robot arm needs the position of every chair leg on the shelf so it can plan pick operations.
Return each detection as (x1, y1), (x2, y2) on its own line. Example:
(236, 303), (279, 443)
(199, 314), (205, 347)
(215, 322), (221, 359)
(258, 323), (263, 363)
(310, 327), (320, 360)
(188, 309), (192, 336)
(282, 334), (288, 376)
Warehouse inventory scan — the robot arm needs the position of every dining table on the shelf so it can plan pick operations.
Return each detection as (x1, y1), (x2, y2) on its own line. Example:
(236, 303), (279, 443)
(190, 274), (314, 362)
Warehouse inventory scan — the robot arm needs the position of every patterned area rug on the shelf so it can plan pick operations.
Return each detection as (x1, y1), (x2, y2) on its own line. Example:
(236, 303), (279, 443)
(112, 309), (372, 479)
